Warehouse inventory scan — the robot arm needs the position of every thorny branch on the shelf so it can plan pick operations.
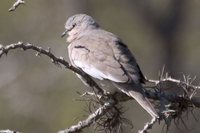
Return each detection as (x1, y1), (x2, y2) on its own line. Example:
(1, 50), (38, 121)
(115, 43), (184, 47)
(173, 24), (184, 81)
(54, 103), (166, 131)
(0, 42), (200, 133)
(0, 130), (19, 133)
(139, 117), (157, 133)
(58, 103), (113, 133)
(147, 75), (200, 108)
(9, 0), (25, 12)
(0, 42), (104, 95)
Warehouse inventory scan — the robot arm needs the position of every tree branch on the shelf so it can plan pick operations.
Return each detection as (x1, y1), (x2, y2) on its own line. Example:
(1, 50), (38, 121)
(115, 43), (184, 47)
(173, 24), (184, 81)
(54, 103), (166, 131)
(0, 130), (20, 133)
(146, 76), (200, 108)
(0, 42), (104, 95)
(58, 103), (113, 133)
(1, 42), (200, 133)
(9, 0), (25, 12)
(139, 117), (157, 133)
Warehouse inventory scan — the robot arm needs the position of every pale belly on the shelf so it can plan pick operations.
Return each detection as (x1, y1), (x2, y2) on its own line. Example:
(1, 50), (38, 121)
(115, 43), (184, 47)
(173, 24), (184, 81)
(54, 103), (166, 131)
(76, 73), (130, 101)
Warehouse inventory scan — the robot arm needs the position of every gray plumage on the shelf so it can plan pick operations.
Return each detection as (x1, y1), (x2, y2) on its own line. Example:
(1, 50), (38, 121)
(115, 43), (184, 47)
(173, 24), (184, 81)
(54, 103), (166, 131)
(63, 14), (159, 118)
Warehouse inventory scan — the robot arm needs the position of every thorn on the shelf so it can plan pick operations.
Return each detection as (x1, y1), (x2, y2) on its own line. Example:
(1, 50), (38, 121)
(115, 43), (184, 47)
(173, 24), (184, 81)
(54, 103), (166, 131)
(159, 65), (165, 80)
(17, 41), (23, 45)
(51, 58), (55, 63)
(47, 47), (51, 53)
(183, 75), (186, 83)
(59, 56), (64, 60)
(81, 92), (89, 97)
(9, 0), (25, 12)
(0, 44), (3, 50)
(25, 43), (32, 47)
(190, 76), (196, 85)
(35, 52), (41, 57)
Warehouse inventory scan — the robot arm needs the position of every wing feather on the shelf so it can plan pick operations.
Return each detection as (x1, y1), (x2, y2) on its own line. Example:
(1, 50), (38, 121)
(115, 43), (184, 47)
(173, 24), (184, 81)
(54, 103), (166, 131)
(68, 29), (145, 84)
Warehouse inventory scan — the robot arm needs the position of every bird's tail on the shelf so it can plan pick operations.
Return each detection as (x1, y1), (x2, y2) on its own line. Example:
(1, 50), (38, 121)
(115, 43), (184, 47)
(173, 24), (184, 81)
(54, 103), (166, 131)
(113, 83), (159, 118)
(128, 90), (159, 118)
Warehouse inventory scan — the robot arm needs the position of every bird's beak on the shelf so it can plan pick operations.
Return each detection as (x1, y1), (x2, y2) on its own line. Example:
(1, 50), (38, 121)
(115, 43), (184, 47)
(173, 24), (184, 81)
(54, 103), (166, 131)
(61, 30), (68, 38)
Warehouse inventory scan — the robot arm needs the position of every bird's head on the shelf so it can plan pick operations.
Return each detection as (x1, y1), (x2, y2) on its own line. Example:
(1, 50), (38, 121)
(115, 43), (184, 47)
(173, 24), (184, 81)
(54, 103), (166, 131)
(62, 14), (99, 41)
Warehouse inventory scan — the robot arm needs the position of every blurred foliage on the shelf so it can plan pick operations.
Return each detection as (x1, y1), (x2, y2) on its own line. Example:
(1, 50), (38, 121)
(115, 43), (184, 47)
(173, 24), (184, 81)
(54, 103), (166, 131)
(0, 0), (200, 133)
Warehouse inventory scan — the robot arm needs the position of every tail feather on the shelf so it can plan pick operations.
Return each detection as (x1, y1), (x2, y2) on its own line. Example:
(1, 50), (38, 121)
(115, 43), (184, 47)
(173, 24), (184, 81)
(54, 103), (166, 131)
(113, 82), (159, 118)
(128, 90), (159, 118)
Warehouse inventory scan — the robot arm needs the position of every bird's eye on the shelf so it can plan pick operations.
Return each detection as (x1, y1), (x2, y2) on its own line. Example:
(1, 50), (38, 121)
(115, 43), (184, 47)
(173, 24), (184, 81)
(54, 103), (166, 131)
(72, 23), (76, 28)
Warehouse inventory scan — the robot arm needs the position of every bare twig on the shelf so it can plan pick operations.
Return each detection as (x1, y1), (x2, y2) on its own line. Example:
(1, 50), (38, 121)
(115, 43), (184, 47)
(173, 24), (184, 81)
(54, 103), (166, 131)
(138, 117), (157, 133)
(9, 0), (25, 12)
(58, 103), (113, 133)
(148, 77), (200, 90)
(0, 42), (104, 95)
(147, 76), (200, 107)
(0, 130), (20, 133)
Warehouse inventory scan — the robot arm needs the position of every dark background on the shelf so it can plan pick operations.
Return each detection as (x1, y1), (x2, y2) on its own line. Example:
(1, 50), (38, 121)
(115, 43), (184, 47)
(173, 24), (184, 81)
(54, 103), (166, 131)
(0, 0), (200, 133)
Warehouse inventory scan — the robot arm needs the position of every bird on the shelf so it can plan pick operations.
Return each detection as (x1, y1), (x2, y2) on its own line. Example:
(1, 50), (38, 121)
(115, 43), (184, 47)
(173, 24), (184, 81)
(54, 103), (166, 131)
(62, 14), (159, 119)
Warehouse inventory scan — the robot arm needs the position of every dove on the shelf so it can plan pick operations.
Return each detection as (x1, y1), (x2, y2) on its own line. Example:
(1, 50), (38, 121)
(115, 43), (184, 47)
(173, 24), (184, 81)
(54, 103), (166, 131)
(62, 14), (159, 119)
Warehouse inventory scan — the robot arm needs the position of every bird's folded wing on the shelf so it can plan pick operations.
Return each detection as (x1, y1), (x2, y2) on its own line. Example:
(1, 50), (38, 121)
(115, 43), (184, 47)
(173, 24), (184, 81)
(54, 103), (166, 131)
(69, 33), (144, 84)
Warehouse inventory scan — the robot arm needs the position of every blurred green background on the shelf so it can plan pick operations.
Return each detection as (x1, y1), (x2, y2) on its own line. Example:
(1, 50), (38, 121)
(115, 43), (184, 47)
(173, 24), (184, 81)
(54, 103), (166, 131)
(0, 0), (200, 133)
